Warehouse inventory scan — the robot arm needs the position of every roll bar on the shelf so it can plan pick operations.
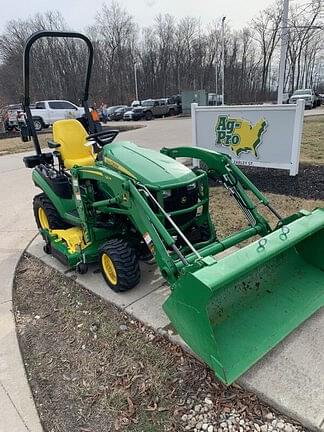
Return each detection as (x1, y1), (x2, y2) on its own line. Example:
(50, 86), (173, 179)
(23, 30), (95, 156)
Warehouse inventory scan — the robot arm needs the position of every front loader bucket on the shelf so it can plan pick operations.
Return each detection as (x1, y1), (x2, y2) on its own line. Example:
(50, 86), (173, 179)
(163, 209), (324, 385)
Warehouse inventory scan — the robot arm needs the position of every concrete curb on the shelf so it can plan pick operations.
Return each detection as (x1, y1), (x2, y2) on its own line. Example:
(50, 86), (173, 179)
(0, 234), (43, 432)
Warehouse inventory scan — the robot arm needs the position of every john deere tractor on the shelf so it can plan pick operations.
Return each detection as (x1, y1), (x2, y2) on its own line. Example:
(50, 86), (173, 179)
(22, 31), (324, 385)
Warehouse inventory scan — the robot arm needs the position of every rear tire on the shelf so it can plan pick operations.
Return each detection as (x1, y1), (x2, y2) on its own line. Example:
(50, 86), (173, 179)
(145, 110), (153, 121)
(33, 118), (43, 131)
(99, 239), (140, 292)
(33, 193), (70, 230)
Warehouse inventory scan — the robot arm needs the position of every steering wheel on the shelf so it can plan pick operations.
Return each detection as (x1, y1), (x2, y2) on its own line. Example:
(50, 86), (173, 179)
(86, 129), (119, 148)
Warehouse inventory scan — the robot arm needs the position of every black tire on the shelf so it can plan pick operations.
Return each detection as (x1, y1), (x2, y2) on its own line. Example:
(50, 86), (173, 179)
(168, 108), (176, 116)
(99, 239), (140, 292)
(198, 222), (213, 242)
(33, 118), (43, 131)
(76, 262), (88, 274)
(145, 110), (153, 121)
(43, 243), (51, 254)
(33, 193), (70, 230)
(5, 122), (13, 132)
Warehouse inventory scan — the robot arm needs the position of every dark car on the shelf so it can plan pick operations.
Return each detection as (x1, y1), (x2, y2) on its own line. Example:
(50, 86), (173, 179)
(106, 105), (127, 121)
(124, 98), (179, 121)
(110, 106), (131, 121)
(123, 107), (145, 121)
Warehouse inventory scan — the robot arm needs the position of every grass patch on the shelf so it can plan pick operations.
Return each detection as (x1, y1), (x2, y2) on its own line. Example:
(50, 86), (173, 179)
(300, 115), (324, 164)
(0, 124), (145, 156)
(0, 133), (51, 155)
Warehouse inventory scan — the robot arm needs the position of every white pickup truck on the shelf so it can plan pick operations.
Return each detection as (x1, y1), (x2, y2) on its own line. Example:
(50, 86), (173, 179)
(29, 100), (85, 131)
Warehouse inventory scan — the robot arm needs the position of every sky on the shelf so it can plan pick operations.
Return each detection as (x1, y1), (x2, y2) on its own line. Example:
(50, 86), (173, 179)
(0, 0), (275, 33)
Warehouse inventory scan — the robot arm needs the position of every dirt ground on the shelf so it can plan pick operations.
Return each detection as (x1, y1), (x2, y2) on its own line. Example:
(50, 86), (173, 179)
(209, 188), (324, 239)
(14, 254), (308, 432)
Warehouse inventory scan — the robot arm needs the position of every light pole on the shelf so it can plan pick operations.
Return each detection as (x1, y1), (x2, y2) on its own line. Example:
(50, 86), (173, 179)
(134, 63), (139, 102)
(277, 0), (289, 104)
(221, 16), (226, 105)
(215, 62), (218, 102)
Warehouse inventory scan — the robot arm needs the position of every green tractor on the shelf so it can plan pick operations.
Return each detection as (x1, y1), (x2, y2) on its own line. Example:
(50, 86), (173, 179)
(22, 31), (324, 385)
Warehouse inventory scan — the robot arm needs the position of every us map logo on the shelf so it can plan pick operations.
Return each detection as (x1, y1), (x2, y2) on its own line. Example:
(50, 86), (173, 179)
(215, 115), (268, 158)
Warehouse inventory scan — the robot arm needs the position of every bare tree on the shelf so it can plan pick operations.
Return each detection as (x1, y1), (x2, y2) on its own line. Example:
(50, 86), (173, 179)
(252, 1), (283, 98)
(0, 0), (322, 107)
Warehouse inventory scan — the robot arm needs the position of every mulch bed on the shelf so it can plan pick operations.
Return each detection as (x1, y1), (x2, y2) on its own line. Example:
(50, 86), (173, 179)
(239, 163), (324, 200)
(13, 254), (306, 432)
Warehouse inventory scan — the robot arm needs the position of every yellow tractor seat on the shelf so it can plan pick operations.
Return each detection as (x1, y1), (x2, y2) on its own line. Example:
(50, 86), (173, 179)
(53, 119), (95, 169)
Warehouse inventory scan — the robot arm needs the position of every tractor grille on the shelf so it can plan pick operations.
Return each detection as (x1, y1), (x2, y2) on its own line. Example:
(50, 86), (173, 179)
(164, 186), (198, 226)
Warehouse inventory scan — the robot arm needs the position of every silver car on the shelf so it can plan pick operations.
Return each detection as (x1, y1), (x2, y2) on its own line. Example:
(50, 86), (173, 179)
(123, 109), (134, 121)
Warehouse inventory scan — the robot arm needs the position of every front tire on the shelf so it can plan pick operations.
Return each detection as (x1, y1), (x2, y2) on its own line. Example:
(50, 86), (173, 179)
(33, 193), (70, 230)
(99, 239), (140, 292)
(76, 262), (88, 274)
(33, 118), (43, 131)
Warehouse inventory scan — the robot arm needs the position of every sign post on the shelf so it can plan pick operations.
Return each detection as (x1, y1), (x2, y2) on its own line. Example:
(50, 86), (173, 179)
(191, 100), (305, 176)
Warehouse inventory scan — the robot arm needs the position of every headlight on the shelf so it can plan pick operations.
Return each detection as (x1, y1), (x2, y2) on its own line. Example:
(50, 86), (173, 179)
(161, 189), (172, 198)
(187, 182), (197, 191)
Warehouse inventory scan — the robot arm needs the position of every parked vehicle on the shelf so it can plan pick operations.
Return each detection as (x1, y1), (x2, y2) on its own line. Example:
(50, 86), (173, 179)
(106, 105), (127, 121)
(208, 93), (223, 106)
(168, 94), (182, 113)
(123, 108), (135, 121)
(110, 106), (131, 121)
(314, 92), (322, 107)
(289, 89), (318, 109)
(3, 104), (24, 131)
(125, 98), (179, 121)
(29, 100), (85, 131)
(282, 93), (292, 104)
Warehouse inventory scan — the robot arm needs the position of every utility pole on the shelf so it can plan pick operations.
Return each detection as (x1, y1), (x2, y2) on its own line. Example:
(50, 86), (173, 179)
(215, 62), (218, 103)
(134, 63), (139, 102)
(221, 16), (226, 105)
(277, 0), (289, 104)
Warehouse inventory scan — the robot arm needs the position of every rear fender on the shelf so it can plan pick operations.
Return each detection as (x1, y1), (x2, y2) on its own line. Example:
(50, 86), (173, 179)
(32, 169), (76, 220)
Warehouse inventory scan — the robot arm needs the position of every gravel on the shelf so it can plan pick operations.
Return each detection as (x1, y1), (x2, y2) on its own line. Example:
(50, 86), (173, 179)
(179, 393), (306, 432)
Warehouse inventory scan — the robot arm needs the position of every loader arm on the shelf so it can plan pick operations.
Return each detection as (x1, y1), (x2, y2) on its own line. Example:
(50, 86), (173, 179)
(161, 146), (279, 233)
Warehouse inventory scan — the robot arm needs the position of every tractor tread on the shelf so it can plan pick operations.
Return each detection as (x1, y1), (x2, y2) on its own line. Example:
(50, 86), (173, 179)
(99, 239), (140, 292)
(33, 193), (70, 230)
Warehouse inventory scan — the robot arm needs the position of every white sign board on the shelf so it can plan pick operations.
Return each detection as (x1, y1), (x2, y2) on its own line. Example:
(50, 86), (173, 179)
(191, 100), (305, 176)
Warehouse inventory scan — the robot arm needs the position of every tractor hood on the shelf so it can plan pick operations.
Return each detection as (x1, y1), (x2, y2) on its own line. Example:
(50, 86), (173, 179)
(102, 141), (196, 188)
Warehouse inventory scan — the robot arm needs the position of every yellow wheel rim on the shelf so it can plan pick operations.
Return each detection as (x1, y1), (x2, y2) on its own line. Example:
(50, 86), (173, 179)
(101, 253), (117, 285)
(38, 207), (49, 229)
